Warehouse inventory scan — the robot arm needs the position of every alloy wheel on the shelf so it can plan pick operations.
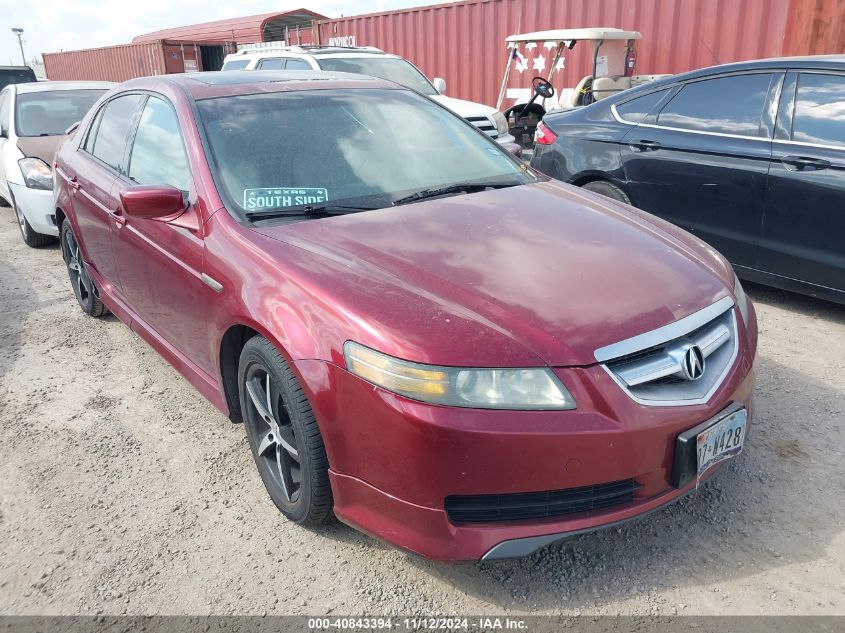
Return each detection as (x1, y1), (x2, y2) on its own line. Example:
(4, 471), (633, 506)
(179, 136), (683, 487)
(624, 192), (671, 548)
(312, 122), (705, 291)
(63, 228), (92, 305)
(244, 364), (302, 502)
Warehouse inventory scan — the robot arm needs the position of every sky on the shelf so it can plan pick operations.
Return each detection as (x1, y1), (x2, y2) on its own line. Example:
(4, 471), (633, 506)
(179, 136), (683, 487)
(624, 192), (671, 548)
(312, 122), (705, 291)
(0, 0), (449, 65)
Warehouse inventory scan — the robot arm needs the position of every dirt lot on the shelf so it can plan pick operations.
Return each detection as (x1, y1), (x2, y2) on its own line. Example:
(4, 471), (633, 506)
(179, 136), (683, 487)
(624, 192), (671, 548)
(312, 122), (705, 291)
(0, 209), (843, 617)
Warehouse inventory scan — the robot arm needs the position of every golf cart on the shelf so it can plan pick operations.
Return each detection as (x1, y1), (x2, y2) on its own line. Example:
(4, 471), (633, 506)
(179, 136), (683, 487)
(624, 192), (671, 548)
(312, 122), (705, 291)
(497, 28), (666, 149)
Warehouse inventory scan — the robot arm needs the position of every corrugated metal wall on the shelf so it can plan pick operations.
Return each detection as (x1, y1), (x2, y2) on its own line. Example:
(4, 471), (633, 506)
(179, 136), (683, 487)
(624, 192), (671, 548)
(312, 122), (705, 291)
(783, 0), (845, 55)
(317, 0), (795, 108)
(44, 42), (168, 82)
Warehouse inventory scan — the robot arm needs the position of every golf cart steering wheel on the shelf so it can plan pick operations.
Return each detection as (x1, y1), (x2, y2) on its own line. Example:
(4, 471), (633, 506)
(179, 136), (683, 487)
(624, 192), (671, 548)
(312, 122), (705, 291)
(532, 76), (555, 99)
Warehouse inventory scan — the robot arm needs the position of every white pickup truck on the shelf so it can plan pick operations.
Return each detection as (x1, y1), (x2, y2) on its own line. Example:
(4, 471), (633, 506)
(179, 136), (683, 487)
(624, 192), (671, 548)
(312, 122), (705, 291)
(222, 45), (516, 146)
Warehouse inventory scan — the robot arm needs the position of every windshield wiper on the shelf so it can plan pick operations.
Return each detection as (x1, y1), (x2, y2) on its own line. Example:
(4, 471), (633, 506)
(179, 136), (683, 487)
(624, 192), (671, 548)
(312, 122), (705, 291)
(246, 203), (382, 222)
(392, 182), (522, 207)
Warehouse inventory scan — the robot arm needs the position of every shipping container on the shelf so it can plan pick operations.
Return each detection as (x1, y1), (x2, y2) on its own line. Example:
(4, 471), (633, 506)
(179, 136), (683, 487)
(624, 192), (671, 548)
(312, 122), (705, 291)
(315, 0), (844, 109)
(43, 40), (236, 82)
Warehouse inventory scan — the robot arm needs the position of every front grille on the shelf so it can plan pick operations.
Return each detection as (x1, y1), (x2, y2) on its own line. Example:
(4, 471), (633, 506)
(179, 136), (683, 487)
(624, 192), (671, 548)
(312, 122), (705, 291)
(466, 115), (498, 138)
(445, 479), (639, 524)
(597, 297), (738, 406)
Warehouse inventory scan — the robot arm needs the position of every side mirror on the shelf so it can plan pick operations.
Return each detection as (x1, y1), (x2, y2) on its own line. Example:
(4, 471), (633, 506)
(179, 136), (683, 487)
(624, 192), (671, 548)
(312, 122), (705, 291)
(120, 185), (186, 219)
(63, 121), (81, 136)
(432, 77), (447, 94)
(0, 128), (7, 139)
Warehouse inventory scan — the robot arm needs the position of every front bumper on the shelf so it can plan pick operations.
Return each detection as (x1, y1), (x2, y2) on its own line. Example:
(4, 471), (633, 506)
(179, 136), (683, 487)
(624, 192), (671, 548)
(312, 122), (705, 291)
(295, 330), (756, 562)
(9, 182), (58, 236)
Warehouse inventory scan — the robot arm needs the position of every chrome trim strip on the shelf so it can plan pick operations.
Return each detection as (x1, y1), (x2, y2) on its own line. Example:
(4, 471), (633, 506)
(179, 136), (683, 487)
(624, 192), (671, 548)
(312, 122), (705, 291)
(594, 297), (734, 363)
(600, 309), (740, 408)
(201, 273), (223, 293)
(774, 138), (845, 152)
(635, 122), (771, 142)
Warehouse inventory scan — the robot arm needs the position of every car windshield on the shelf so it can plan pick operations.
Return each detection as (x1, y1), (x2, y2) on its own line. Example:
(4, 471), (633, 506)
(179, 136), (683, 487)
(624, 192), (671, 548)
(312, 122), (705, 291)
(15, 89), (107, 136)
(316, 57), (438, 96)
(197, 88), (534, 218)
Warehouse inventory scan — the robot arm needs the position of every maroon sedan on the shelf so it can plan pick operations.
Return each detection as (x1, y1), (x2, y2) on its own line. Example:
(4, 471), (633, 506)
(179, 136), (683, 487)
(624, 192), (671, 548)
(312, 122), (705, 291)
(53, 72), (757, 562)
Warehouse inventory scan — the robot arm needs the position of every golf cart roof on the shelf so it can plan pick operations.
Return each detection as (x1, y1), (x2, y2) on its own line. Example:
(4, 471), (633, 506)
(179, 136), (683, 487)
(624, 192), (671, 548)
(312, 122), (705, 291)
(505, 28), (641, 44)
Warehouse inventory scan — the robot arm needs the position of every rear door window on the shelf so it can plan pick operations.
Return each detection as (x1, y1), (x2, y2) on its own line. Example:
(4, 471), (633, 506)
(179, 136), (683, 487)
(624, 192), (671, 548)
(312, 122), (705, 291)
(791, 73), (845, 148)
(221, 59), (249, 71)
(127, 96), (191, 191)
(285, 59), (311, 70)
(88, 94), (144, 173)
(257, 58), (285, 70)
(615, 88), (670, 123)
(657, 73), (773, 137)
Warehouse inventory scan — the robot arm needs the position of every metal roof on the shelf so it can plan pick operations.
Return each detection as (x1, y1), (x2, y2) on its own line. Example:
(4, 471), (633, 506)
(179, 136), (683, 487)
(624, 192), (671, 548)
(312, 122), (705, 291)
(505, 28), (642, 44)
(132, 9), (327, 45)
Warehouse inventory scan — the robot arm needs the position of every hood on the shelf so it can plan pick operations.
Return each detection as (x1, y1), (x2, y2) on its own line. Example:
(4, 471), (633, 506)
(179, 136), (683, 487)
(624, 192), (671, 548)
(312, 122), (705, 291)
(16, 135), (65, 165)
(430, 94), (498, 118)
(254, 181), (733, 367)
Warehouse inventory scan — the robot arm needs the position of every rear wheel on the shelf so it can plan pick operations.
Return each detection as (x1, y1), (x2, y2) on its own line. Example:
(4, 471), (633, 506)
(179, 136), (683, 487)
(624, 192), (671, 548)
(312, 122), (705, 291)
(238, 336), (333, 526)
(60, 220), (109, 317)
(582, 180), (632, 205)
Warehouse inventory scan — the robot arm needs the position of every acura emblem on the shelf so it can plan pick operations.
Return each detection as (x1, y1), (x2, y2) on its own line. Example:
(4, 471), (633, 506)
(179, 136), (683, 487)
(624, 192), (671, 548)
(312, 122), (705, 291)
(682, 345), (705, 381)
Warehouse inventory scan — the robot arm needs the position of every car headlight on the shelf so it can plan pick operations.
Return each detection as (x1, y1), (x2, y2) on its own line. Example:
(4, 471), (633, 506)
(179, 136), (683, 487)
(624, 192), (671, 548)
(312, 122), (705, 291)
(344, 341), (575, 410)
(19, 158), (53, 191)
(492, 111), (509, 137)
(733, 272), (750, 326)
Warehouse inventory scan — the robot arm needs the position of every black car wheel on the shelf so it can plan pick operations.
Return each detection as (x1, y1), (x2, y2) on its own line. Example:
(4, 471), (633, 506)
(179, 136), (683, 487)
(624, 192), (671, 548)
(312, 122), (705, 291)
(60, 220), (109, 317)
(238, 336), (333, 526)
(10, 190), (54, 247)
(582, 180), (632, 206)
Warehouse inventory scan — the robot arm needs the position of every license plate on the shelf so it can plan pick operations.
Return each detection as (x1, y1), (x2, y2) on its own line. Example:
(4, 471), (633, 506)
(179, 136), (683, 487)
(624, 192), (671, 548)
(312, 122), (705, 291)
(696, 408), (746, 476)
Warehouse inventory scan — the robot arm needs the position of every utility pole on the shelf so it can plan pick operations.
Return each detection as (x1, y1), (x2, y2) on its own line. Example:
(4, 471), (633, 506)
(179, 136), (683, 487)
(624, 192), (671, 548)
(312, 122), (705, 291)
(11, 28), (26, 66)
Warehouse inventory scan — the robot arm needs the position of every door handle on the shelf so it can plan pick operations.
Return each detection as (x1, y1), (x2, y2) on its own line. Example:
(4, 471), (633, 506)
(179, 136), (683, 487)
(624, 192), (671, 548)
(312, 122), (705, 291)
(781, 155), (830, 171)
(629, 139), (662, 152)
(69, 177), (81, 192)
(109, 208), (126, 227)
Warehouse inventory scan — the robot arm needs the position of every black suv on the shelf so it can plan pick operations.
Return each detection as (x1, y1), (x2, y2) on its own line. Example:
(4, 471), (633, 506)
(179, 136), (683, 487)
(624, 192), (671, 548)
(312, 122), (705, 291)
(0, 66), (36, 91)
(531, 56), (845, 305)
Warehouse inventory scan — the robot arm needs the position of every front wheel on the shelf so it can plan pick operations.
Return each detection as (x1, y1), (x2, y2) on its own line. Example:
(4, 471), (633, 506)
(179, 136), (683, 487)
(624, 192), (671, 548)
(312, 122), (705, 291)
(581, 180), (632, 205)
(238, 336), (333, 526)
(60, 220), (109, 317)
(11, 192), (55, 247)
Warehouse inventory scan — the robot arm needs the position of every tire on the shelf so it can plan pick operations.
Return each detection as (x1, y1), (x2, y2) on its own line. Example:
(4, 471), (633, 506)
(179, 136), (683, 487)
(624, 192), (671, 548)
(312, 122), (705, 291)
(238, 336), (333, 526)
(582, 180), (633, 205)
(60, 219), (109, 317)
(11, 191), (55, 247)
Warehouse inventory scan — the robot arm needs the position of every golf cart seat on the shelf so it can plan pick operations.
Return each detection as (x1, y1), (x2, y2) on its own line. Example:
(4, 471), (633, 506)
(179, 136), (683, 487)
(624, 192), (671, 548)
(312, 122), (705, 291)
(592, 76), (632, 101)
(571, 75), (594, 106)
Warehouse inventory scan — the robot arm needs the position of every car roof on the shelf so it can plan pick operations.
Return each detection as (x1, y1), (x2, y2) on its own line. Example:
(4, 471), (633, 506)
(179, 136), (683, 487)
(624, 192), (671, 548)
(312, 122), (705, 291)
(15, 80), (114, 93)
(227, 46), (388, 60)
(120, 70), (400, 100)
(602, 54), (845, 104)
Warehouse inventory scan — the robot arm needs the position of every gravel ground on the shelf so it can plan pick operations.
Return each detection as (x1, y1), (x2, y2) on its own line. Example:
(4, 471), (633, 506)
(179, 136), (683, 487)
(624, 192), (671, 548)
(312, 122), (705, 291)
(0, 209), (843, 617)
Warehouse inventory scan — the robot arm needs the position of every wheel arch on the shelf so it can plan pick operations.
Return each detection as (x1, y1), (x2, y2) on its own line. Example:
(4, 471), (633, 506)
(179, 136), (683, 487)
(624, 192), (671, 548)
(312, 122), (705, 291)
(218, 315), (321, 423)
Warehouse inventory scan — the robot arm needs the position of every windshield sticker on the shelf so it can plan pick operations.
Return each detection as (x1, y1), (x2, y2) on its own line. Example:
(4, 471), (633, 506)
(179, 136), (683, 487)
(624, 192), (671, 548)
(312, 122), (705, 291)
(244, 188), (329, 211)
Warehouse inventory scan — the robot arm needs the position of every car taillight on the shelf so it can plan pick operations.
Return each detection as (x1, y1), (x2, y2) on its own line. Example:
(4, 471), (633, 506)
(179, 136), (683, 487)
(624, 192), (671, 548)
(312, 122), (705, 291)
(534, 121), (558, 145)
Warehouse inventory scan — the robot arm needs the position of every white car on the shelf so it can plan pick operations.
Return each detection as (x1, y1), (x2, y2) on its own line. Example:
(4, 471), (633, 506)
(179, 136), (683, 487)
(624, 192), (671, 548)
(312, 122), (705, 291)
(222, 46), (516, 146)
(0, 81), (112, 246)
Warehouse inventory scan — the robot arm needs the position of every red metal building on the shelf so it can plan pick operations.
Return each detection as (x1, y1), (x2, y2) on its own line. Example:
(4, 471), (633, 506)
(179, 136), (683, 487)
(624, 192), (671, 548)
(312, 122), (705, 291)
(132, 9), (325, 45)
